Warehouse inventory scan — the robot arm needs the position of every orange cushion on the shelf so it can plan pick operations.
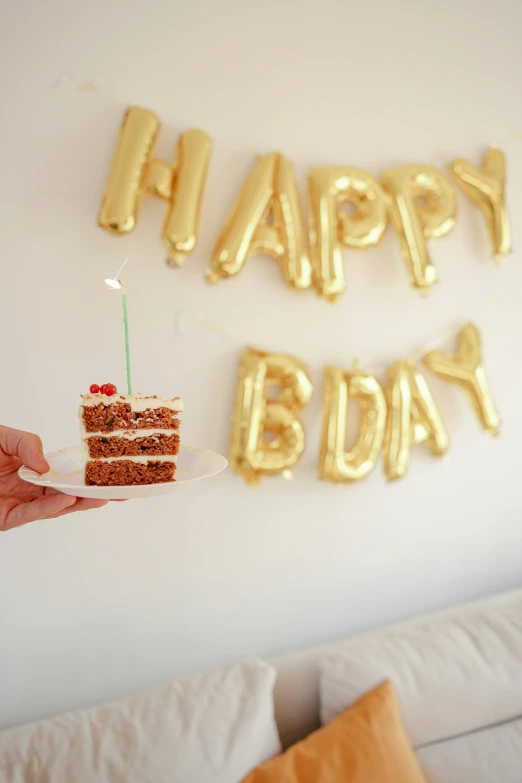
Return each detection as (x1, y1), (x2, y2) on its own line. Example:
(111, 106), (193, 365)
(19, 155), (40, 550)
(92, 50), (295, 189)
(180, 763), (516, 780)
(242, 681), (427, 783)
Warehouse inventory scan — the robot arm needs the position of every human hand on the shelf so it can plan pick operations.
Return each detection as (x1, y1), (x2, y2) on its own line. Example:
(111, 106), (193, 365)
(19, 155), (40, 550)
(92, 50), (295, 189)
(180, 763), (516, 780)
(0, 425), (108, 531)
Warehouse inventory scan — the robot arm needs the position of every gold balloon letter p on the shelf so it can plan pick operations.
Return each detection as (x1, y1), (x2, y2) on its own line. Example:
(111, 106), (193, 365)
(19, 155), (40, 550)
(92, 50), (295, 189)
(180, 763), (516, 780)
(309, 167), (388, 301)
(230, 348), (313, 484)
(382, 165), (456, 291)
(99, 107), (212, 266)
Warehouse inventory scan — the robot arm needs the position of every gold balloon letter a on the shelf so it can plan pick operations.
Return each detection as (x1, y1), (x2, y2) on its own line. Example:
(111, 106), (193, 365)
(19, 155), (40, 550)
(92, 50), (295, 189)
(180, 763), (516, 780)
(207, 153), (312, 290)
(383, 361), (449, 481)
(450, 147), (511, 264)
(423, 323), (500, 436)
(98, 107), (212, 266)
(319, 363), (387, 483)
(230, 348), (313, 485)
(382, 165), (456, 291)
(309, 167), (388, 302)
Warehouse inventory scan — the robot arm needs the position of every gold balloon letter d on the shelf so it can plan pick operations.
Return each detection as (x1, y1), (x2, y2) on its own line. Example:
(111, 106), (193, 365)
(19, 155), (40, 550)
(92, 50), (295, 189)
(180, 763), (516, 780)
(319, 364), (387, 482)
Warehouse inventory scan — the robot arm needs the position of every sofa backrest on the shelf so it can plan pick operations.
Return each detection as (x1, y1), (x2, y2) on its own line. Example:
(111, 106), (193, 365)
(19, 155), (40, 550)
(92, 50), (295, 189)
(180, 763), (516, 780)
(271, 588), (522, 749)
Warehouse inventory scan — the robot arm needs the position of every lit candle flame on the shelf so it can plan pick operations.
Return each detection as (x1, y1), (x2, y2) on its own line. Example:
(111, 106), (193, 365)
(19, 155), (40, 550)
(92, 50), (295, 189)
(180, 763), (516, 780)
(104, 256), (129, 290)
(104, 277), (122, 290)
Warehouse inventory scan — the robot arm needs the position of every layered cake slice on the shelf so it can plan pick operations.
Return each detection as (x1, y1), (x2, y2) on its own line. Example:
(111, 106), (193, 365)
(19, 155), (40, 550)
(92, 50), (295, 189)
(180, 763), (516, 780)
(79, 386), (183, 485)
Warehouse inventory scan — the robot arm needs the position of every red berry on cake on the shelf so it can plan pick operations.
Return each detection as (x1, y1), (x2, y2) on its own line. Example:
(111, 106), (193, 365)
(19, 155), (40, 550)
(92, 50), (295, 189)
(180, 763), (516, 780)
(105, 383), (117, 396)
(99, 384), (109, 395)
(89, 384), (100, 394)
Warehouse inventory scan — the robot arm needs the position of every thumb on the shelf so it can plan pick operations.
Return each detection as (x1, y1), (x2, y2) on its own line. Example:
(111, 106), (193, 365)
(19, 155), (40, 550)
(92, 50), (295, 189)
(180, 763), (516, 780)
(0, 426), (50, 473)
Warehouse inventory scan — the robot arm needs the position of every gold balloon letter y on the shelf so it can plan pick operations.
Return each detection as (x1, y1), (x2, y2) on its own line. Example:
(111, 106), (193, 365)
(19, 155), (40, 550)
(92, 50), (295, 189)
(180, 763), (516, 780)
(450, 147), (511, 264)
(423, 323), (500, 436)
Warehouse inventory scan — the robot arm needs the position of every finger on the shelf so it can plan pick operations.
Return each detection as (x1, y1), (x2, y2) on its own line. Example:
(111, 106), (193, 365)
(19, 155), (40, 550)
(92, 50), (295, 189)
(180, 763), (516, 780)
(65, 498), (108, 512)
(46, 498), (109, 519)
(28, 492), (108, 518)
(1, 494), (77, 531)
(44, 487), (109, 516)
(45, 488), (122, 504)
(44, 489), (108, 511)
(0, 426), (49, 473)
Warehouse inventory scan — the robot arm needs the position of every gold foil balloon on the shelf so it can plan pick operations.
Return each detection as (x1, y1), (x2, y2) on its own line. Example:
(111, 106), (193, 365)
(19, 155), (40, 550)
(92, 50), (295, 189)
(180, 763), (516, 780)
(383, 361), (449, 481)
(99, 106), (212, 266)
(309, 167), (388, 301)
(230, 348), (313, 484)
(450, 146), (511, 264)
(382, 165), (457, 291)
(206, 153), (312, 290)
(423, 323), (500, 436)
(319, 362), (387, 482)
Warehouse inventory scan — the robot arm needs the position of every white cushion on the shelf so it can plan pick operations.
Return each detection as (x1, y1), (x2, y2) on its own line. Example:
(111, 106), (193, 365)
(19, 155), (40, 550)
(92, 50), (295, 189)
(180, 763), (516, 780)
(319, 590), (522, 747)
(0, 659), (281, 783)
(417, 716), (522, 783)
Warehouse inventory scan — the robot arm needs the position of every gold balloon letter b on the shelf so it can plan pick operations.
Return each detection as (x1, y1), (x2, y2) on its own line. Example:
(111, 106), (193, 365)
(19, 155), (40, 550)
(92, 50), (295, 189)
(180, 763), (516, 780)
(230, 348), (313, 484)
(319, 364), (387, 482)
(99, 107), (212, 266)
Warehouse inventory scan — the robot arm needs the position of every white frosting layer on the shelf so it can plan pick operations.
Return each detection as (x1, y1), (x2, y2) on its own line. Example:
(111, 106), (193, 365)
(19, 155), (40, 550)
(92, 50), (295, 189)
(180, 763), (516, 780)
(87, 455), (177, 465)
(80, 393), (183, 412)
(84, 429), (179, 440)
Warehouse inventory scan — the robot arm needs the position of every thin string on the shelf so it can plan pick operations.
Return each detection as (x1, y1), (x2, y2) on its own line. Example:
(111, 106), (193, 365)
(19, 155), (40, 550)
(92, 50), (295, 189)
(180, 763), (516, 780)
(363, 318), (467, 379)
(363, 290), (499, 378)
(175, 303), (488, 381)
(175, 275), (500, 374)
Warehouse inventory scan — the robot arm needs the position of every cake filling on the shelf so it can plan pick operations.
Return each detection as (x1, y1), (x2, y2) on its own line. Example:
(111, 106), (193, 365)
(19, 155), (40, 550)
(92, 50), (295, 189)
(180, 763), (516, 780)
(82, 403), (180, 434)
(87, 433), (180, 458)
(85, 460), (176, 486)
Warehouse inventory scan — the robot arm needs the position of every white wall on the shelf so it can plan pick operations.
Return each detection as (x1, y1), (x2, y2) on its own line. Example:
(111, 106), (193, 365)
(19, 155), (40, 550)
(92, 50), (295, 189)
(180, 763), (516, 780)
(1, 0), (522, 730)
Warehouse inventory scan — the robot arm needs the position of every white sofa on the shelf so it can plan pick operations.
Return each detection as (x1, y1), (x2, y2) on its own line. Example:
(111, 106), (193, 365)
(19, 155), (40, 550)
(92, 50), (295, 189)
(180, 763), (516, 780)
(273, 587), (522, 782)
(1, 588), (521, 782)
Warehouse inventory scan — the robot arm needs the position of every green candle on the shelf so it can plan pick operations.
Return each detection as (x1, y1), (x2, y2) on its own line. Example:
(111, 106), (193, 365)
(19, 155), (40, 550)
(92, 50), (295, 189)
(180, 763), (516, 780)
(105, 260), (132, 395)
(121, 285), (132, 395)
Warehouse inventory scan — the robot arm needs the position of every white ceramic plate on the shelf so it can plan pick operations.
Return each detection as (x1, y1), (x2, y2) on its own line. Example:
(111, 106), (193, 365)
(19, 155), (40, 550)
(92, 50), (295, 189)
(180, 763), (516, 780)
(18, 444), (228, 500)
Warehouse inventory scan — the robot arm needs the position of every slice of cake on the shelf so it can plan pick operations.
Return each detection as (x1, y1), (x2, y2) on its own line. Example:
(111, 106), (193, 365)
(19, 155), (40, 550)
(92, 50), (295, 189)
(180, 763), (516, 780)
(79, 387), (183, 486)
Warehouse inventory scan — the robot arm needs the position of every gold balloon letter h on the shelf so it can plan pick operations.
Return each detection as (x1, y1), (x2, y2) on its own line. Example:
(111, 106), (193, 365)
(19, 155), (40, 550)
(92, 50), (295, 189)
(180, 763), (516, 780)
(98, 107), (212, 266)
